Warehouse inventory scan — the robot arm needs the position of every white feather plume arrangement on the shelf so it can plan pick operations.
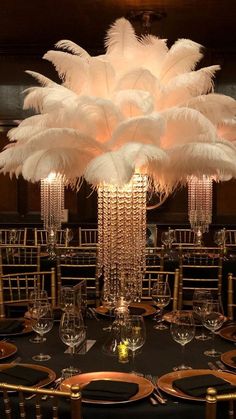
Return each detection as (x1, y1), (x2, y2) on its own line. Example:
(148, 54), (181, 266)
(217, 119), (236, 141)
(23, 84), (80, 113)
(159, 38), (203, 83)
(87, 57), (116, 98)
(55, 39), (91, 59)
(115, 68), (159, 96)
(22, 148), (94, 183)
(181, 94), (236, 125)
(25, 71), (57, 87)
(109, 114), (165, 149)
(119, 142), (168, 170)
(164, 141), (236, 187)
(105, 17), (139, 57)
(160, 107), (217, 149)
(84, 150), (134, 187)
(138, 35), (168, 75)
(156, 65), (220, 110)
(112, 90), (154, 117)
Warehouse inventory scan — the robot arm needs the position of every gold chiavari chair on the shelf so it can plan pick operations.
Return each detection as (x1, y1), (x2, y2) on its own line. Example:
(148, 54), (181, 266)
(34, 228), (67, 247)
(78, 227), (98, 246)
(206, 387), (236, 419)
(0, 268), (56, 318)
(172, 228), (196, 247)
(57, 246), (99, 306)
(178, 246), (224, 309)
(0, 228), (27, 245)
(0, 382), (82, 419)
(227, 272), (236, 321)
(142, 268), (180, 311)
(0, 245), (41, 275)
(145, 246), (165, 271)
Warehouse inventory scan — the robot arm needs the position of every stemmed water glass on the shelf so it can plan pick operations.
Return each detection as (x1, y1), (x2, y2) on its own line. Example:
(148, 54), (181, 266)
(31, 302), (54, 361)
(170, 310), (195, 371)
(192, 289), (212, 340)
(28, 290), (49, 343)
(202, 299), (225, 357)
(121, 315), (146, 373)
(59, 310), (85, 357)
(60, 286), (75, 312)
(151, 280), (171, 330)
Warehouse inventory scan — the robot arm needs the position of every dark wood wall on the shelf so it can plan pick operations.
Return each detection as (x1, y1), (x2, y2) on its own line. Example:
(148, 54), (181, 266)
(0, 50), (236, 227)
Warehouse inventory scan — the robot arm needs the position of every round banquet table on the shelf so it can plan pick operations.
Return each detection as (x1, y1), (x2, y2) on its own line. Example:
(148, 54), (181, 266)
(0, 315), (235, 419)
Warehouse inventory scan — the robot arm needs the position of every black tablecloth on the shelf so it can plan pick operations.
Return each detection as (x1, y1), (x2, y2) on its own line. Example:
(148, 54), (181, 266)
(0, 316), (234, 419)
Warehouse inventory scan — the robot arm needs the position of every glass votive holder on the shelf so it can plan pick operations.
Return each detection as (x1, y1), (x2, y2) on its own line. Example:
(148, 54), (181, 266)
(61, 366), (81, 381)
(117, 342), (129, 363)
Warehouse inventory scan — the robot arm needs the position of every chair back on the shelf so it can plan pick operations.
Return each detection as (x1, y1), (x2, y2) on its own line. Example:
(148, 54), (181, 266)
(0, 245), (41, 275)
(0, 228), (27, 245)
(142, 268), (180, 310)
(172, 229), (196, 246)
(178, 246), (223, 308)
(146, 246), (164, 271)
(227, 272), (236, 320)
(0, 382), (82, 419)
(57, 246), (99, 306)
(0, 268), (56, 317)
(78, 227), (98, 246)
(205, 387), (236, 419)
(34, 229), (67, 247)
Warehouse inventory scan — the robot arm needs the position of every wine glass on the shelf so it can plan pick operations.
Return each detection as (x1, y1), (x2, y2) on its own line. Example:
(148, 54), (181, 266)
(170, 310), (195, 371)
(214, 229), (225, 247)
(121, 315), (146, 373)
(59, 309), (85, 357)
(202, 299), (225, 357)
(31, 302), (54, 361)
(192, 289), (212, 340)
(28, 290), (49, 343)
(151, 280), (171, 330)
(102, 292), (116, 331)
(60, 286), (75, 312)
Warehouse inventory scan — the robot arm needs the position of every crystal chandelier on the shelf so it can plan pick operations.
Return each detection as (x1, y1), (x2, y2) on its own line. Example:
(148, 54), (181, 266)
(188, 175), (213, 244)
(40, 172), (64, 250)
(97, 173), (148, 303)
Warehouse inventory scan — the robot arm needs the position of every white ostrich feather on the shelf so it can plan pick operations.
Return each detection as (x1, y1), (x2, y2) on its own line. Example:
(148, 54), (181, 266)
(105, 17), (138, 57)
(138, 35), (168, 74)
(22, 148), (93, 182)
(112, 90), (154, 117)
(218, 119), (236, 141)
(159, 38), (203, 83)
(157, 66), (220, 110)
(182, 93), (236, 125)
(166, 142), (236, 184)
(55, 39), (90, 59)
(160, 107), (217, 148)
(84, 150), (134, 187)
(118, 142), (168, 172)
(109, 114), (166, 149)
(43, 50), (88, 93)
(25, 71), (56, 87)
(88, 57), (116, 98)
(23, 85), (79, 113)
(115, 68), (158, 95)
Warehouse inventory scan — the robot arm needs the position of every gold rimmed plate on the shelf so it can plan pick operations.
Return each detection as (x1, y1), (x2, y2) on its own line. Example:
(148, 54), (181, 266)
(158, 369), (236, 402)
(221, 350), (236, 369)
(0, 341), (17, 360)
(0, 318), (32, 337)
(95, 303), (156, 317)
(60, 371), (154, 404)
(0, 363), (56, 391)
(218, 325), (236, 343)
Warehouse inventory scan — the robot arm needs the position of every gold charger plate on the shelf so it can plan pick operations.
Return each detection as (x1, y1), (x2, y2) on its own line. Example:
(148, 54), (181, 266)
(60, 371), (154, 404)
(221, 350), (236, 369)
(95, 303), (156, 317)
(0, 363), (56, 390)
(158, 369), (236, 402)
(218, 325), (236, 343)
(0, 341), (17, 360)
(163, 311), (227, 326)
(0, 318), (32, 337)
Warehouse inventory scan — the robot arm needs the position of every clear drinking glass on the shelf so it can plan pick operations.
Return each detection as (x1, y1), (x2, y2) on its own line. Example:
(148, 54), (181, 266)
(28, 290), (49, 343)
(192, 289), (212, 340)
(121, 315), (146, 373)
(59, 310), (85, 357)
(60, 286), (75, 312)
(31, 303), (54, 361)
(151, 280), (171, 330)
(170, 310), (195, 371)
(202, 299), (225, 357)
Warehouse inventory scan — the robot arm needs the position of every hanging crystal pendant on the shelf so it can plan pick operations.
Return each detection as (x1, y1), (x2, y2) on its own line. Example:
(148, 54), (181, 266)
(97, 174), (148, 306)
(187, 175), (213, 244)
(40, 173), (65, 256)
